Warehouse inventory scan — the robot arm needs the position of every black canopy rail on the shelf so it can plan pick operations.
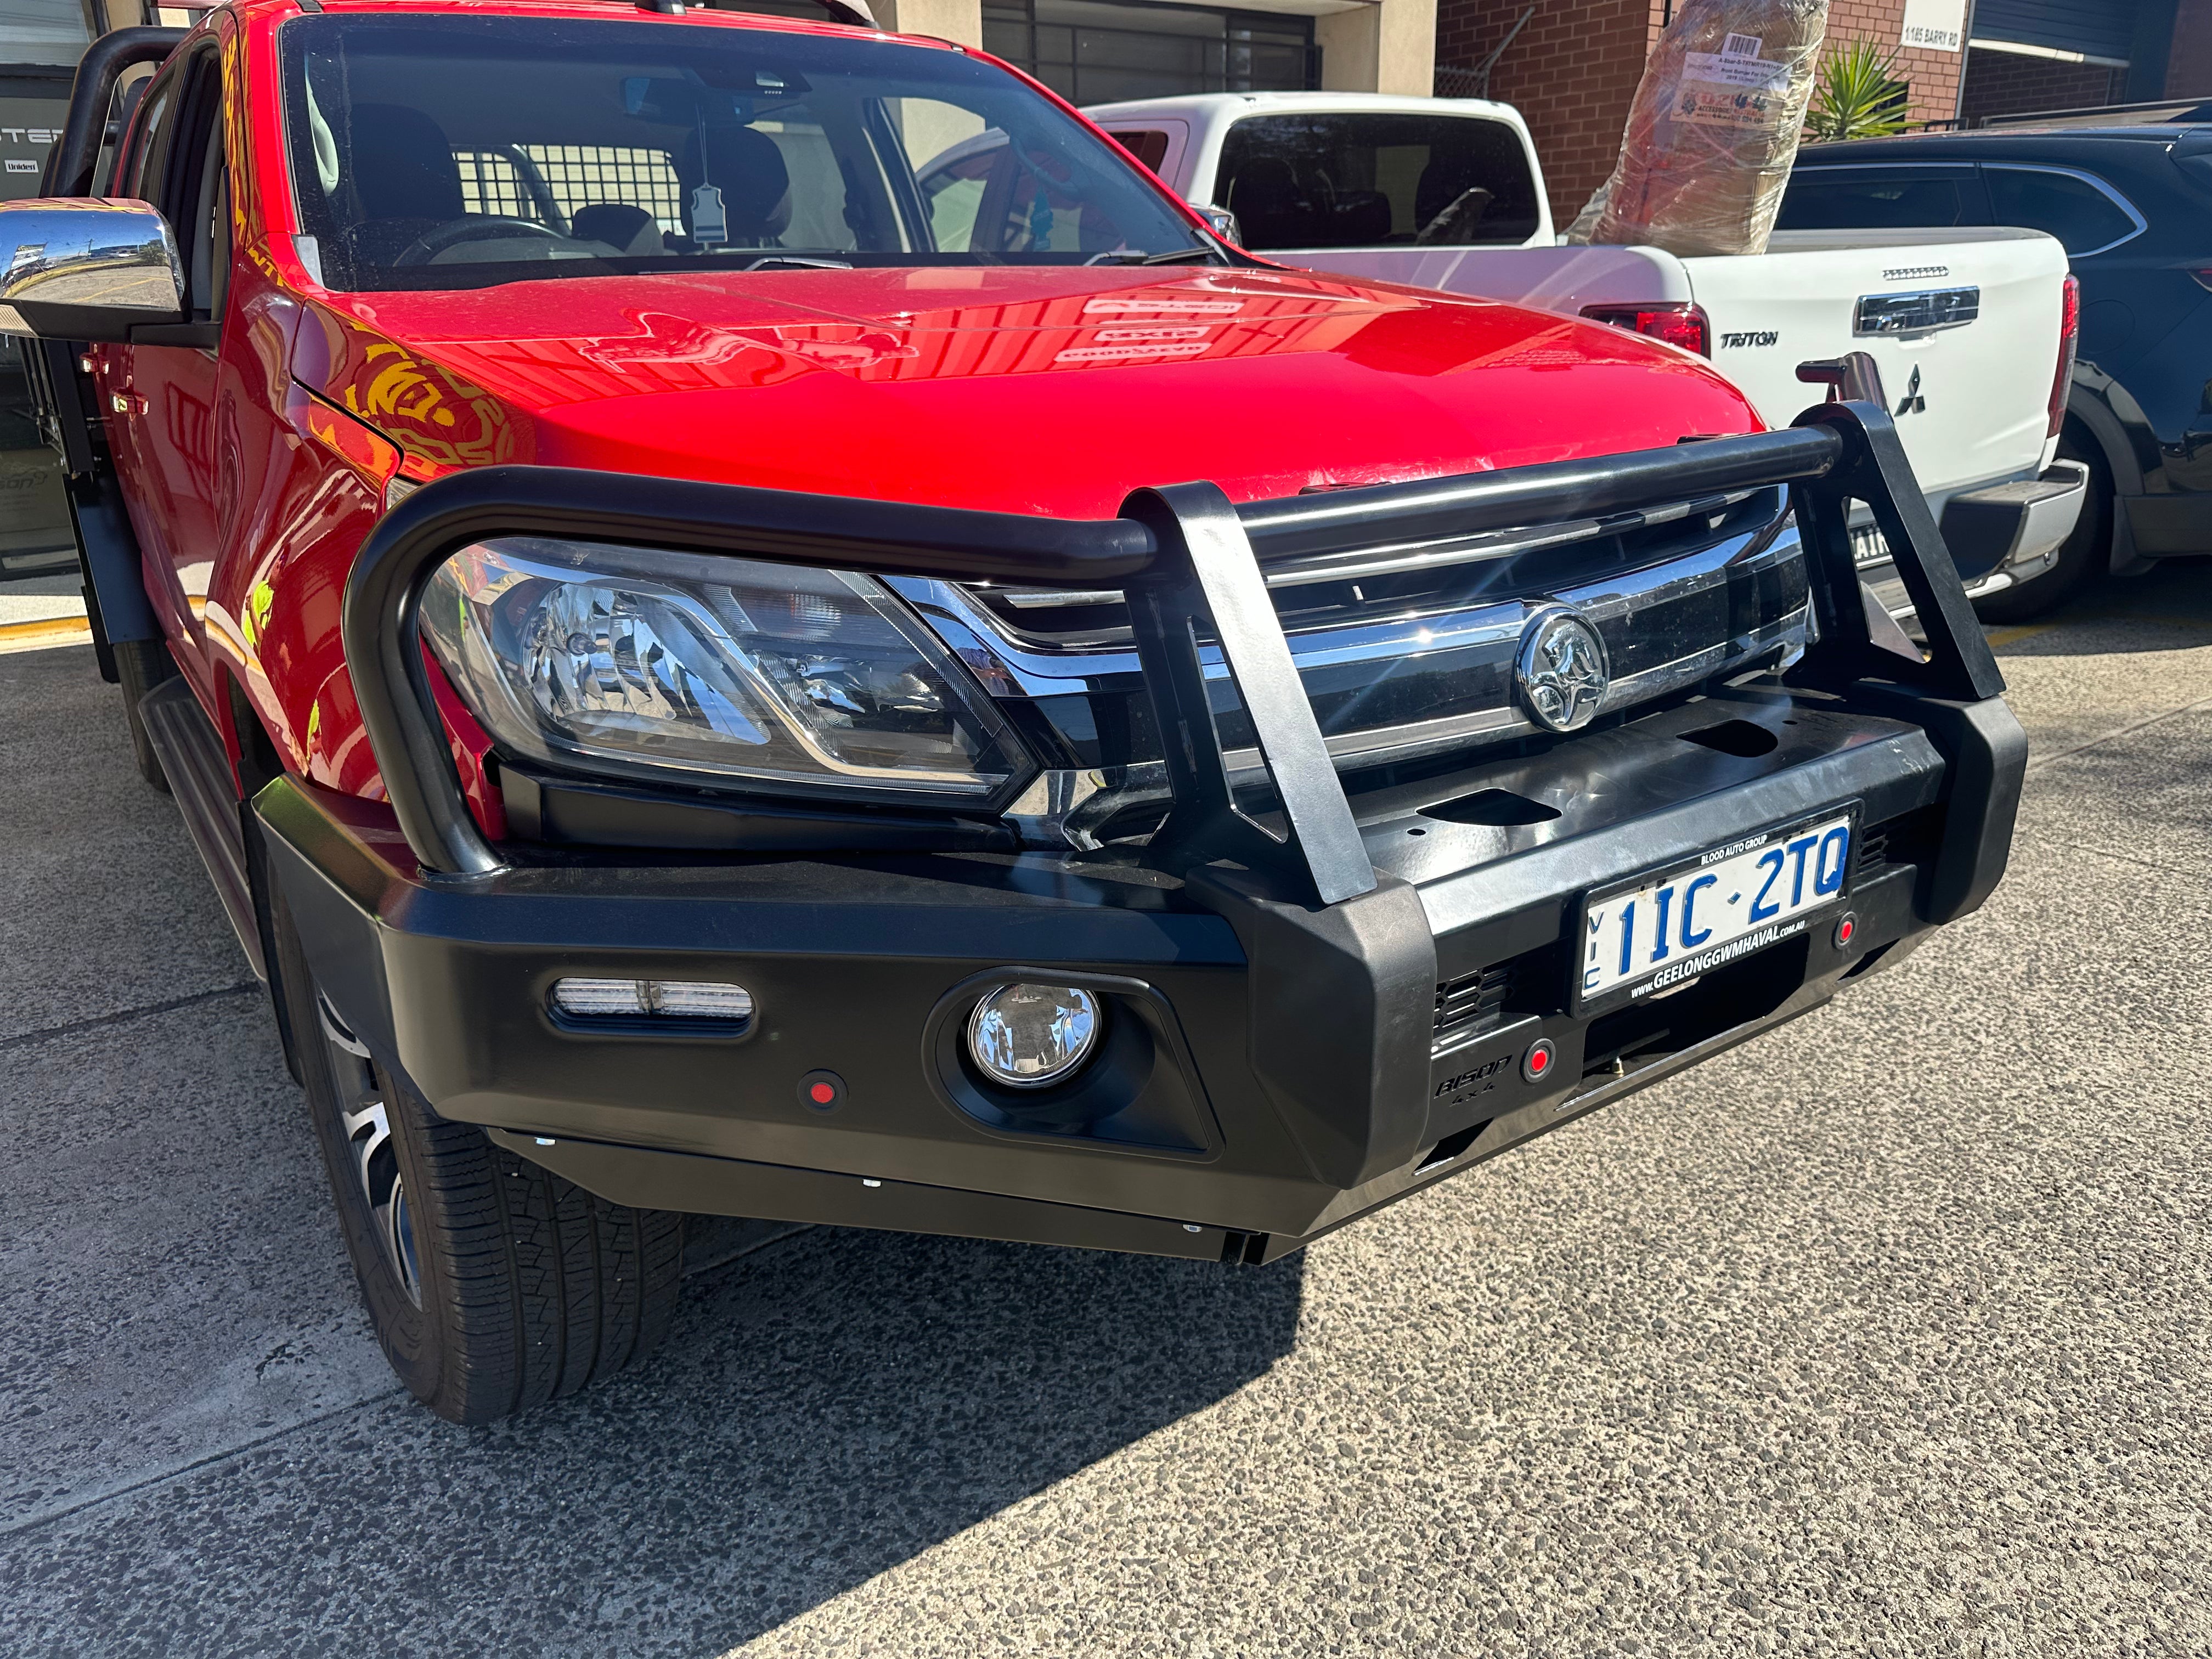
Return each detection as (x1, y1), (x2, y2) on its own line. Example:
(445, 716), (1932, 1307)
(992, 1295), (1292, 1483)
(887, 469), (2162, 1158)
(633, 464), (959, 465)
(341, 404), (1999, 899)
(48, 26), (188, 200)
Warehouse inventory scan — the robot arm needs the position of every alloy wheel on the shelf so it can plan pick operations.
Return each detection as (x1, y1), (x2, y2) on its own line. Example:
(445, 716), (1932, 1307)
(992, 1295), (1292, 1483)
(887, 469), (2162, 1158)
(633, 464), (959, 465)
(315, 992), (423, 1308)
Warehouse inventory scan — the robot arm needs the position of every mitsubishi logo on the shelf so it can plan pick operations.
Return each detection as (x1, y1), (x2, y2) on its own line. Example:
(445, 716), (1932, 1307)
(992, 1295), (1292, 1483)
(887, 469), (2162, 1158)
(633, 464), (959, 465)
(1894, 364), (1926, 416)
(1515, 606), (1611, 732)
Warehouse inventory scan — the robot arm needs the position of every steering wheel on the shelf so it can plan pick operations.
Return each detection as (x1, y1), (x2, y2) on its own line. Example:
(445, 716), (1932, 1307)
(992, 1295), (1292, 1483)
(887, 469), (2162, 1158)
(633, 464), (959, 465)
(393, 216), (568, 267)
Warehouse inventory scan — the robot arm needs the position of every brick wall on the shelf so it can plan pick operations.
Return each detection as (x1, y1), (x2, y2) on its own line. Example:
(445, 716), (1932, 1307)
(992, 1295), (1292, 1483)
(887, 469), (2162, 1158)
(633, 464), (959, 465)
(1435, 0), (1662, 224)
(1436, 0), (1966, 228)
(1959, 47), (2128, 123)
(2169, 0), (2212, 98)
(1822, 0), (1963, 126)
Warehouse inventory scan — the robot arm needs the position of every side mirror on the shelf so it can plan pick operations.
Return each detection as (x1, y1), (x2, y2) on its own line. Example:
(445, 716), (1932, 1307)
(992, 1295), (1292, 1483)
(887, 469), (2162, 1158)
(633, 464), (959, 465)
(0, 198), (184, 343)
(1193, 203), (1241, 246)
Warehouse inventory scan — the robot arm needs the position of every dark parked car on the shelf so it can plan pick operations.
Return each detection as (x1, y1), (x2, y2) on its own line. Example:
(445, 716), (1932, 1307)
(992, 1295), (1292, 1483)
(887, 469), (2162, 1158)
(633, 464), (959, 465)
(1781, 121), (2212, 619)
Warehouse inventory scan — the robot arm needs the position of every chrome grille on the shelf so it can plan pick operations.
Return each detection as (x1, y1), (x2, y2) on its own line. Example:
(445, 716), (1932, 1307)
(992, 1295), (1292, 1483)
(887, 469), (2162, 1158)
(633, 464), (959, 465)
(897, 479), (1812, 845)
(958, 487), (1782, 647)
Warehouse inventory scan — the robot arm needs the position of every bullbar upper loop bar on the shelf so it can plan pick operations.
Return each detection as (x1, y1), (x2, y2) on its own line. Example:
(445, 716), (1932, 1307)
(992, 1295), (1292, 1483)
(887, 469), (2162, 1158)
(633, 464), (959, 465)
(1237, 424), (1845, 559)
(342, 426), (1858, 881)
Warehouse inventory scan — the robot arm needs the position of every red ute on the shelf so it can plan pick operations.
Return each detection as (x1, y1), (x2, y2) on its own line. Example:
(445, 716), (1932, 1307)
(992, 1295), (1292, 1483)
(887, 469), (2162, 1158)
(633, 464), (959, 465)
(8, 0), (2018, 1424)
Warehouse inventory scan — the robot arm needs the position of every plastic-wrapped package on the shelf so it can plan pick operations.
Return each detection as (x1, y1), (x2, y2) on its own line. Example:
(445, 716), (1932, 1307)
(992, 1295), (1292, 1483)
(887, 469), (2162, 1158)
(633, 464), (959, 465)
(1568, 0), (1829, 257)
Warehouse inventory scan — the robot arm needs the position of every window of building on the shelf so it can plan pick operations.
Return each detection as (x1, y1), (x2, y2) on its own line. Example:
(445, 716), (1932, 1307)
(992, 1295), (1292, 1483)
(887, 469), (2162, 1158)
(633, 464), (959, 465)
(1212, 111), (1542, 250)
(982, 0), (1314, 105)
(1985, 165), (2140, 255)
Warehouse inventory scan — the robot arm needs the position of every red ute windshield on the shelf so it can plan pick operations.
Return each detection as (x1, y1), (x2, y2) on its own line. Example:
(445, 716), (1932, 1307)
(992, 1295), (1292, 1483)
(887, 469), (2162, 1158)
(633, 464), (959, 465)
(279, 13), (1219, 291)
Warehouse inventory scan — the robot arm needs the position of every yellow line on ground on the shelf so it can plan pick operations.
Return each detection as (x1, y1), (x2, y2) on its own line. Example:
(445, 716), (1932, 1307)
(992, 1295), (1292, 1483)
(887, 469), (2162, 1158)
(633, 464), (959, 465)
(1983, 622), (2057, 649)
(2070, 611), (2212, 629)
(0, 614), (93, 653)
(1986, 611), (2212, 650)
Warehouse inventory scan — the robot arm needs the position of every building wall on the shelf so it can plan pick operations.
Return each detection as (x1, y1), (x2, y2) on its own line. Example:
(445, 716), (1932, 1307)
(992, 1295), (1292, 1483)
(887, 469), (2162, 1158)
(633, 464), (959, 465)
(1959, 46), (2129, 122)
(1319, 0), (1441, 96)
(2169, 0), (2212, 98)
(1435, 0), (1660, 224)
(1437, 0), (1967, 226)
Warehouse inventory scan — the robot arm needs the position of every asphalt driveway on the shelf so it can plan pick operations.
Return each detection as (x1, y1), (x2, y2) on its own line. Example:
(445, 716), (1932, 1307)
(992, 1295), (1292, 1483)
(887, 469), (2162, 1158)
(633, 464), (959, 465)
(3, 567), (2209, 1656)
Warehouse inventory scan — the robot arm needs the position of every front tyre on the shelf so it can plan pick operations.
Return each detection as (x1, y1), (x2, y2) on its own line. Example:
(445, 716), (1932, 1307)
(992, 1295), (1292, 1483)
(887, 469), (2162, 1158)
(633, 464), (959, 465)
(269, 874), (682, 1424)
(114, 637), (177, 793)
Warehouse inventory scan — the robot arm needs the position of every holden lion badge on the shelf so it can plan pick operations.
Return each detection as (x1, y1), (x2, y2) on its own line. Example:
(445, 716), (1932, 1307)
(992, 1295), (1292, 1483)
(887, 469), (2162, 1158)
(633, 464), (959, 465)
(1515, 606), (1610, 732)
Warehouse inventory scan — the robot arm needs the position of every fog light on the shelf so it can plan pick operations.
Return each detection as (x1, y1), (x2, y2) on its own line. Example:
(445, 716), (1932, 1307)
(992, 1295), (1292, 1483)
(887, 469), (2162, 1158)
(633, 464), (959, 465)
(966, 983), (1102, 1089)
(551, 977), (753, 1024)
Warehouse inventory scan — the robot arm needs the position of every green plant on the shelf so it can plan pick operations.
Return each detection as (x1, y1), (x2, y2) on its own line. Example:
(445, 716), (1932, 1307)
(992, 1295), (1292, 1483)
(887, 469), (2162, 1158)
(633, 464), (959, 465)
(1805, 38), (1910, 142)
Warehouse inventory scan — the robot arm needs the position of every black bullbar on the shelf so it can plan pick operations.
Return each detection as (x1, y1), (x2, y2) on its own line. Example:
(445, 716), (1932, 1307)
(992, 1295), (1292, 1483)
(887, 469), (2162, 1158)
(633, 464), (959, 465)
(255, 402), (2024, 1266)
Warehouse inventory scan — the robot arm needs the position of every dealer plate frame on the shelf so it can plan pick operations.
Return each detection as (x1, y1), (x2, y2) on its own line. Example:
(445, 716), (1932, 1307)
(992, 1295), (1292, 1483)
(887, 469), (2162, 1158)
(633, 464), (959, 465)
(1570, 800), (1863, 1018)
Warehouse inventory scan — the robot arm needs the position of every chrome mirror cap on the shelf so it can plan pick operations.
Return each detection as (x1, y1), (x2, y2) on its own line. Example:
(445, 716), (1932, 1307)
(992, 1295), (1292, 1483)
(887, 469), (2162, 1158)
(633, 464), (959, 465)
(1192, 202), (1240, 246)
(0, 198), (184, 342)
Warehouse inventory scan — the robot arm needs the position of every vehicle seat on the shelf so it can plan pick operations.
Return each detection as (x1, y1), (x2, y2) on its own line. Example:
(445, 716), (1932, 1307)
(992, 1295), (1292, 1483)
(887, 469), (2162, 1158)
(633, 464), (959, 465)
(570, 202), (664, 255)
(345, 103), (465, 263)
(1330, 188), (1392, 245)
(677, 126), (792, 245)
(1225, 156), (1311, 247)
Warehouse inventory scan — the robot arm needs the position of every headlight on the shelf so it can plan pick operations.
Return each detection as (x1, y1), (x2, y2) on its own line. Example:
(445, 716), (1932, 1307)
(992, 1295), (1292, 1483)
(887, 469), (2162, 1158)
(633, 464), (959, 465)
(420, 538), (1030, 800)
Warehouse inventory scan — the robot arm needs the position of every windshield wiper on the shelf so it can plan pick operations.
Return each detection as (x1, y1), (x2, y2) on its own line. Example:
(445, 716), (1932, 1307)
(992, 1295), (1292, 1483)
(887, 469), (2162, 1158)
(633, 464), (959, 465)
(738, 255), (855, 271)
(1085, 245), (1221, 267)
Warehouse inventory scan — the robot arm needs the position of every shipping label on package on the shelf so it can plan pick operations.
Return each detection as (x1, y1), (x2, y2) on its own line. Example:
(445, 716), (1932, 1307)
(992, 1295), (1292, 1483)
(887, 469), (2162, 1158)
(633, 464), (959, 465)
(1677, 32), (1790, 129)
(1683, 35), (1789, 91)
(1674, 84), (1782, 129)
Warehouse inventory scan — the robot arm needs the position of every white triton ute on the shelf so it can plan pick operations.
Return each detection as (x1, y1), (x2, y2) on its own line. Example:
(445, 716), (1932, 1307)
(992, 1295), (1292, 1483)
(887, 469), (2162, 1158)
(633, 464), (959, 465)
(1075, 92), (2088, 617)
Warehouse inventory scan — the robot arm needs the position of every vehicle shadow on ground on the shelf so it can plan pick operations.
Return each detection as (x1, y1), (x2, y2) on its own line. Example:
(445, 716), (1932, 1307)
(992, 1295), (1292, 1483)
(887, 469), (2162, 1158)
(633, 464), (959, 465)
(204, 1217), (1306, 1656)
(1985, 557), (2212, 654)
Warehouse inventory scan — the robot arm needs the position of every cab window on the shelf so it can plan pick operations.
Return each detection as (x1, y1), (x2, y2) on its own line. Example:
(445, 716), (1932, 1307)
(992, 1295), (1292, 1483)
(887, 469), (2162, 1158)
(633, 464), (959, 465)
(167, 55), (232, 325)
(122, 68), (178, 202)
(1776, 168), (1987, 231)
(1105, 128), (1169, 173)
(1984, 166), (2139, 256)
(1210, 112), (1542, 251)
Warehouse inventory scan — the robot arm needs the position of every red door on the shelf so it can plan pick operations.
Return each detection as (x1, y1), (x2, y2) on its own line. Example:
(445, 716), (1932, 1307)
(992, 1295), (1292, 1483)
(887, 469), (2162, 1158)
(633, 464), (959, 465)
(104, 43), (230, 692)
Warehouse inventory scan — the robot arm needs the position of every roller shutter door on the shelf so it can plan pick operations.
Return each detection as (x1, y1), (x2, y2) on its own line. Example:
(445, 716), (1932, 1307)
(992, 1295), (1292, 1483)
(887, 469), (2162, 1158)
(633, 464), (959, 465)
(1971, 0), (2139, 65)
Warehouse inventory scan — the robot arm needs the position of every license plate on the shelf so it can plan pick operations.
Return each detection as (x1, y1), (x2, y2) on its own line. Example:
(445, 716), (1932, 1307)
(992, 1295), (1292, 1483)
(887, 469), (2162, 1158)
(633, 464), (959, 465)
(1576, 811), (1855, 1009)
(1850, 524), (1890, 569)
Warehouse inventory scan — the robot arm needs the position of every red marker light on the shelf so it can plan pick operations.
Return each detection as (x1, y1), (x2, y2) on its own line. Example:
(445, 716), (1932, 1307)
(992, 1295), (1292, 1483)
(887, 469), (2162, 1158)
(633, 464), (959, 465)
(810, 1082), (835, 1104)
(1833, 912), (1859, 950)
(798, 1070), (845, 1112)
(1521, 1037), (1558, 1083)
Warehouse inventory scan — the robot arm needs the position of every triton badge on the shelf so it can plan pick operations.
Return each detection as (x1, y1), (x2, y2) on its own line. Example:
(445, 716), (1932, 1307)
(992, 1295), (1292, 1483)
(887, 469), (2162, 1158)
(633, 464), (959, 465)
(1515, 606), (1611, 732)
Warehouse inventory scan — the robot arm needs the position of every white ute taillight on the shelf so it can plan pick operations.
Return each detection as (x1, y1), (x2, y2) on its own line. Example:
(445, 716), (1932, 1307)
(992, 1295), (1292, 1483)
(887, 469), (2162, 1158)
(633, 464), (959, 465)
(1580, 302), (1712, 357)
(2048, 273), (2080, 439)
